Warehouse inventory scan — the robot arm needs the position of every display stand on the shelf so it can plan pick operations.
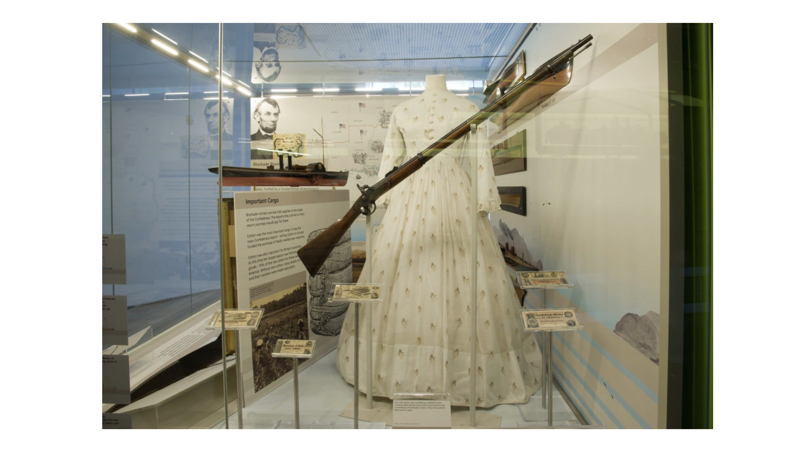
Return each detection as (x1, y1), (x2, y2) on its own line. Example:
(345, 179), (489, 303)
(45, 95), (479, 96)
(206, 309), (264, 429)
(365, 214), (374, 410)
(330, 284), (383, 429)
(517, 271), (573, 408)
(469, 124), (479, 428)
(519, 308), (582, 427)
(271, 339), (316, 429)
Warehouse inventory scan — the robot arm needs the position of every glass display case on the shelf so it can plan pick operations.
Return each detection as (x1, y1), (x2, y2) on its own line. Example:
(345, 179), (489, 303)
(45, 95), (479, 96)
(102, 22), (712, 429)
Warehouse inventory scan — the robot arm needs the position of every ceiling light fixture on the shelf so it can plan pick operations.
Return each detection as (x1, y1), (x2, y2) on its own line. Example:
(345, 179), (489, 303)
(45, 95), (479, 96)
(312, 88), (339, 93)
(189, 51), (208, 63)
(165, 92), (189, 96)
(236, 86), (252, 96)
(271, 88), (298, 93)
(203, 90), (228, 94)
(124, 93), (149, 97)
(215, 75), (233, 86)
(117, 23), (137, 33)
(152, 29), (177, 45)
(151, 39), (178, 56)
(355, 87), (383, 92)
(188, 59), (209, 73)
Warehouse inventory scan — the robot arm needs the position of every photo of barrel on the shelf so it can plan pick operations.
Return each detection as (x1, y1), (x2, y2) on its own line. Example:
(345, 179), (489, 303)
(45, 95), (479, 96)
(307, 228), (353, 336)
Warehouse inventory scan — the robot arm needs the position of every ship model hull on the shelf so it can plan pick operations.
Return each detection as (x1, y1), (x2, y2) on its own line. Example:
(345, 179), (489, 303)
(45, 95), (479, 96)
(208, 166), (348, 187)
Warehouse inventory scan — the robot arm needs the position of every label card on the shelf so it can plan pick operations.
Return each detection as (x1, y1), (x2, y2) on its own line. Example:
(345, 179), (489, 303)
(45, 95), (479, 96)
(521, 309), (580, 331)
(102, 355), (131, 404)
(103, 296), (128, 346)
(206, 309), (264, 330)
(102, 234), (127, 285)
(331, 284), (381, 301)
(102, 413), (132, 429)
(518, 270), (570, 288)
(392, 400), (452, 429)
(271, 339), (315, 359)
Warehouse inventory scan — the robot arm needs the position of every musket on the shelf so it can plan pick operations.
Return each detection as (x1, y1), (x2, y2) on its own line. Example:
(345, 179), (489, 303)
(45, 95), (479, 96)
(297, 34), (593, 277)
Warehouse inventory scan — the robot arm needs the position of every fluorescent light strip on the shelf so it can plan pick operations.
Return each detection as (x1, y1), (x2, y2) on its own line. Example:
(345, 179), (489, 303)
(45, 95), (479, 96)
(236, 79), (251, 89)
(355, 87), (383, 92)
(124, 93), (149, 97)
(151, 39), (178, 56)
(102, 95), (110, 97)
(312, 88), (339, 92)
(456, 94), (469, 96)
(236, 86), (252, 96)
(215, 75), (233, 86)
(188, 59), (209, 73)
(271, 88), (297, 93)
(165, 92), (189, 96)
(203, 90), (228, 94)
(269, 95), (296, 99)
(189, 51), (208, 63)
(117, 23), (136, 33)
(254, 147), (311, 157)
(151, 29), (177, 45)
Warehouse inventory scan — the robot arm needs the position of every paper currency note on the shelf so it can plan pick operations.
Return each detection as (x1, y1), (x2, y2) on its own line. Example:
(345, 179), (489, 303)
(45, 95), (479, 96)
(518, 270), (569, 287)
(521, 309), (579, 331)
(273, 133), (306, 157)
(207, 309), (264, 330)
(332, 284), (381, 300)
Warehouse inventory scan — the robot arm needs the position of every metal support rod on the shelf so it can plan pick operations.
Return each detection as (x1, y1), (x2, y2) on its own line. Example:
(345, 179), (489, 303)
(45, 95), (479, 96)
(469, 124), (478, 427)
(216, 22), (229, 430)
(354, 302), (360, 429)
(235, 331), (244, 429)
(541, 288), (548, 409)
(548, 330), (553, 427)
(365, 214), (373, 410)
(293, 358), (300, 429)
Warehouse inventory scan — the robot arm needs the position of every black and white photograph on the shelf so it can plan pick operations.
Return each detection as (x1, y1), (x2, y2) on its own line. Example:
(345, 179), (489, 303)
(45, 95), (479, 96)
(251, 46), (282, 83)
(249, 283), (309, 393)
(250, 97), (282, 160)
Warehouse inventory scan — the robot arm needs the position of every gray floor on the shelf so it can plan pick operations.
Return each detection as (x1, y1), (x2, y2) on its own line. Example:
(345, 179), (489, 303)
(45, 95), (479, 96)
(215, 350), (580, 429)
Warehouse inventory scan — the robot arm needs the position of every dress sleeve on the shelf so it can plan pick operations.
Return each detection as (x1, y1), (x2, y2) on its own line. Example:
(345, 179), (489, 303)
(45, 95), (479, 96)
(376, 110), (406, 207)
(462, 122), (501, 214)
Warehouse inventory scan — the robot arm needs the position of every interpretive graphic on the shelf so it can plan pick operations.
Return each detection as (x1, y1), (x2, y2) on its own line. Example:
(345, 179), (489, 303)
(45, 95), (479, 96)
(614, 311), (660, 364)
(102, 234), (126, 285)
(521, 309), (580, 331)
(103, 295), (128, 346)
(493, 219), (540, 270)
(332, 284), (381, 300)
(233, 189), (350, 399)
(308, 229), (352, 337)
(206, 309), (264, 330)
(368, 139), (384, 153)
(272, 339), (315, 358)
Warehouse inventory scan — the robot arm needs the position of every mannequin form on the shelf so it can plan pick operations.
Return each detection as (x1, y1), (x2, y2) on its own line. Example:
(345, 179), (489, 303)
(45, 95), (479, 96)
(336, 74), (542, 407)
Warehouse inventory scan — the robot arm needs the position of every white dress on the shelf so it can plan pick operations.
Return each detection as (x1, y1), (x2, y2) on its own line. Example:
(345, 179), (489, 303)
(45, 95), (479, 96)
(336, 89), (542, 407)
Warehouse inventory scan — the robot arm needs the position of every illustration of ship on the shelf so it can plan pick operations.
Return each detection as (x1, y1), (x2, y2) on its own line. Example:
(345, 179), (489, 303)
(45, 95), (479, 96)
(208, 155), (348, 187)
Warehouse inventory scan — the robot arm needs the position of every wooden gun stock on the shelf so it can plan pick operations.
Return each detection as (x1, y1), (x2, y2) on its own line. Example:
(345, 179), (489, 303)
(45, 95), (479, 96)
(297, 201), (364, 277)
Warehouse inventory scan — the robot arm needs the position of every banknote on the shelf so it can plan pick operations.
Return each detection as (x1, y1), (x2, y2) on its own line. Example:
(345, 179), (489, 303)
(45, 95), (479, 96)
(273, 133), (306, 157)
(521, 309), (579, 331)
(518, 270), (569, 287)
(332, 284), (381, 300)
(207, 309), (263, 330)
(272, 339), (315, 358)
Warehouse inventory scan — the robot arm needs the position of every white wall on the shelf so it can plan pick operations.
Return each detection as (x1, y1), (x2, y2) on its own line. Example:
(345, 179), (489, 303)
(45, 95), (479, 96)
(488, 23), (667, 428)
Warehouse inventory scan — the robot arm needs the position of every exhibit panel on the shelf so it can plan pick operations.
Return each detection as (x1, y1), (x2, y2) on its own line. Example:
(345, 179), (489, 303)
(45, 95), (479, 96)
(101, 22), (712, 429)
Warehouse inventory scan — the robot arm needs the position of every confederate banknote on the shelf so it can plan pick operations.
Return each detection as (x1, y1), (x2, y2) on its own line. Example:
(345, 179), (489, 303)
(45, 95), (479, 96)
(332, 284), (381, 300)
(518, 270), (569, 287)
(207, 309), (264, 330)
(521, 309), (579, 331)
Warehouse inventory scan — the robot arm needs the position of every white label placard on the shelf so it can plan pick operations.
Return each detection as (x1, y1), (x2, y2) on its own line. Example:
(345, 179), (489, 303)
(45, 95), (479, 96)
(102, 413), (132, 429)
(102, 234), (127, 285)
(102, 295), (128, 346)
(102, 355), (131, 405)
(392, 400), (452, 429)
(271, 339), (315, 358)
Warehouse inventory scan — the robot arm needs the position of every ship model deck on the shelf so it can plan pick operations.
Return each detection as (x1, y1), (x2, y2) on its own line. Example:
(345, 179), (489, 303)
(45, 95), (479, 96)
(208, 157), (348, 187)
